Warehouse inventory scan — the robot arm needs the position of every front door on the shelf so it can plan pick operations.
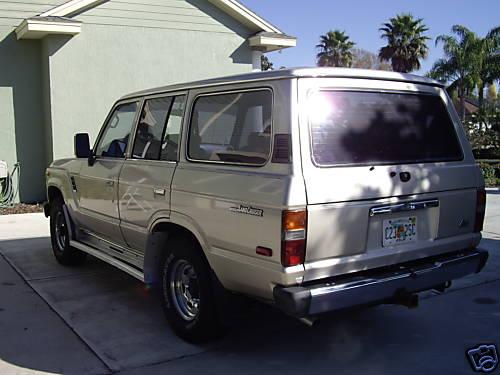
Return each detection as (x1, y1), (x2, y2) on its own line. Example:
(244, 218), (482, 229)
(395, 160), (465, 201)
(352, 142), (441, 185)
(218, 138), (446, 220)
(76, 100), (140, 246)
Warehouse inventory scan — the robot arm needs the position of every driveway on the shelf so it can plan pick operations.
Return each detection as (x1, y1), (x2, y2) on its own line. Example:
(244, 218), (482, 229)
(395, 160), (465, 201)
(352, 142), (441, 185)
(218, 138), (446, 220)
(0, 192), (499, 375)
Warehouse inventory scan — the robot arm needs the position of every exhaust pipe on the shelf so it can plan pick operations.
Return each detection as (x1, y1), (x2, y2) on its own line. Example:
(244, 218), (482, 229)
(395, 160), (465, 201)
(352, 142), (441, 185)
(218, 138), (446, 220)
(298, 317), (317, 327)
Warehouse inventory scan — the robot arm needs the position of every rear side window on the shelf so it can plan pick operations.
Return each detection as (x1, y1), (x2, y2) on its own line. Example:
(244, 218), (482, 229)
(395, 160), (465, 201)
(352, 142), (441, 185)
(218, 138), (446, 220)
(188, 90), (272, 165)
(133, 97), (173, 160)
(132, 95), (186, 161)
(307, 91), (463, 166)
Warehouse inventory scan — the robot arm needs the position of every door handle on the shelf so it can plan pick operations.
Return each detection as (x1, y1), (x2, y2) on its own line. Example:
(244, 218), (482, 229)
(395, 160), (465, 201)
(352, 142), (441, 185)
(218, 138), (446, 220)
(106, 181), (114, 187)
(153, 188), (165, 196)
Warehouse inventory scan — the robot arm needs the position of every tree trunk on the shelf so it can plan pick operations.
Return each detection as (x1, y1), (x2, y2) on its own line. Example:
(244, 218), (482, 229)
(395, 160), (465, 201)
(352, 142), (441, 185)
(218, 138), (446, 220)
(459, 86), (466, 122)
(460, 96), (466, 122)
(478, 83), (484, 109)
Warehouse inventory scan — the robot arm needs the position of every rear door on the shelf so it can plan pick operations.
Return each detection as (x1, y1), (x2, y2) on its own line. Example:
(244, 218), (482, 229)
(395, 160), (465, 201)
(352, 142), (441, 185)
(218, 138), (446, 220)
(298, 78), (483, 281)
(119, 93), (186, 251)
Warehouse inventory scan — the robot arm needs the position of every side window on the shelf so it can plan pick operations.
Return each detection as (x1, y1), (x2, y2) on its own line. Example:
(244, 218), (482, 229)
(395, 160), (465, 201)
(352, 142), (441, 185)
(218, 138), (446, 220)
(188, 90), (272, 165)
(95, 102), (138, 158)
(160, 95), (186, 161)
(132, 97), (173, 160)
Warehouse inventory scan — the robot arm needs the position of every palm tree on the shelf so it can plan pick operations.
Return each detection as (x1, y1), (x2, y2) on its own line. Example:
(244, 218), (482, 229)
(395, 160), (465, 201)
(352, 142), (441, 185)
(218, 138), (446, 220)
(316, 30), (355, 67)
(379, 14), (430, 73)
(475, 27), (500, 107)
(431, 25), (500, 115)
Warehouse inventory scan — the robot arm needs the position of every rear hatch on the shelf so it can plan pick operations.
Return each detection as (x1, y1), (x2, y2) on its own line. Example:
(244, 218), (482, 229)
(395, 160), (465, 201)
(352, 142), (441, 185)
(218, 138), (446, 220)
(298, 77), (483, 282)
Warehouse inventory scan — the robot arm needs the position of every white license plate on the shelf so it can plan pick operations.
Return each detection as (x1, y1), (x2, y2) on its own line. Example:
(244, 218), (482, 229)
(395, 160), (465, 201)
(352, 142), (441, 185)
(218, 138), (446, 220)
(383, 217), (417, 247)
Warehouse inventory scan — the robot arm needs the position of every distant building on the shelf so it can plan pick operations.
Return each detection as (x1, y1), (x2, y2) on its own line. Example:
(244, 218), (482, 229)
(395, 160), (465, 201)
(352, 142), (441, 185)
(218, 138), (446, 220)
(0, 0), (296, 202)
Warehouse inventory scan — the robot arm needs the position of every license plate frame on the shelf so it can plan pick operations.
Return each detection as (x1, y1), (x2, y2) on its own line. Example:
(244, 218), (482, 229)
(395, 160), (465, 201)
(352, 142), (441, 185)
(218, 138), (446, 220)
(382, 217), (417, 247)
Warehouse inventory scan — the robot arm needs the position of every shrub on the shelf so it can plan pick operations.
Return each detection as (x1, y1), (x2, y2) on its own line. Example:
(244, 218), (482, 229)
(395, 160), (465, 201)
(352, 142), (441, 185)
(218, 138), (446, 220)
(478, 161), (500, 187)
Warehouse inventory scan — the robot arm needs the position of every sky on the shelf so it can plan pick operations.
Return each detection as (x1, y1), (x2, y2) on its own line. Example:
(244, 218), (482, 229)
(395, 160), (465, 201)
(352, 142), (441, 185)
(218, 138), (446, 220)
(240, 0), (500, 74)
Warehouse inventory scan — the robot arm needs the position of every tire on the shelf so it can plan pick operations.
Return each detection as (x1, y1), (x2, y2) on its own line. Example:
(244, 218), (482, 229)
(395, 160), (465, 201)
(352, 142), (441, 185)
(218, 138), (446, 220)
(161, 235), (223, 343)
(49, 198), (87, 266)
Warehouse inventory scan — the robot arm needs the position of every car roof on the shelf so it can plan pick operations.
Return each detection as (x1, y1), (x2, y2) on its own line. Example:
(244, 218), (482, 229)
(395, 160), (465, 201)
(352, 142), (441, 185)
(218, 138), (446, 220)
(121, 67), (444, 100)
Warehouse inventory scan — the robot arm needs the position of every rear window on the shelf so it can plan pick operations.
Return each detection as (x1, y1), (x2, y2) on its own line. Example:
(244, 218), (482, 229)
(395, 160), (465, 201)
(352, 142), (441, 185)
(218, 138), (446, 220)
(307, 90), (463, 166)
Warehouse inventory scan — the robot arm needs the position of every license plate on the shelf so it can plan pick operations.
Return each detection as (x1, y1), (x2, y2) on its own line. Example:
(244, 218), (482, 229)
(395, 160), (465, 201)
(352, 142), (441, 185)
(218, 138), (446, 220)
(383, 217), (417, 247)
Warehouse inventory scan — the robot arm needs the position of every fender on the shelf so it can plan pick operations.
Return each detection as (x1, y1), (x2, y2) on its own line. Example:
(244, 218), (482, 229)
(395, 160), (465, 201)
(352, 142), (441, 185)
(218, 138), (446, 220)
(147, 210), (211, 257)
(46, 168), (77, 208)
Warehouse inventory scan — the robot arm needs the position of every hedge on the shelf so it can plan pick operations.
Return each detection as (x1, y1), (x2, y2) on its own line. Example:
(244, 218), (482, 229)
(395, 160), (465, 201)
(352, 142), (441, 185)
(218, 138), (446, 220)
(477, 160), (500, 187)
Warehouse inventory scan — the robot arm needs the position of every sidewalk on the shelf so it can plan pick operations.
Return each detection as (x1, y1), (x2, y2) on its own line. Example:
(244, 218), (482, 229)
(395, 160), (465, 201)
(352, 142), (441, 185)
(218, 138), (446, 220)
(0, 253), (107, 374)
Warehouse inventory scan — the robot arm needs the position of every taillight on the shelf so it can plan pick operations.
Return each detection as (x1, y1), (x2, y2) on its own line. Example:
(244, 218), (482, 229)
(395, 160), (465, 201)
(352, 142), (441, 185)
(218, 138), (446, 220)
(281, 209), (307, 267)
(474, 188), (486, 233)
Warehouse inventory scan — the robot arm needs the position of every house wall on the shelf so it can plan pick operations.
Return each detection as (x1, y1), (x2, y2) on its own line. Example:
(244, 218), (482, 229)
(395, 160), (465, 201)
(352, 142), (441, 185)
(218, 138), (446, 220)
(45, 0), (254, 163)
(0, 26), (46, 202)
(0, 0), (68, 202)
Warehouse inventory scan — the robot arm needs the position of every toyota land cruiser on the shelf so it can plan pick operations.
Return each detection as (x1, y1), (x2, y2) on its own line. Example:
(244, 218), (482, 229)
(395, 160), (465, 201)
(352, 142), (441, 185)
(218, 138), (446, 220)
(44, 68), (488, 342)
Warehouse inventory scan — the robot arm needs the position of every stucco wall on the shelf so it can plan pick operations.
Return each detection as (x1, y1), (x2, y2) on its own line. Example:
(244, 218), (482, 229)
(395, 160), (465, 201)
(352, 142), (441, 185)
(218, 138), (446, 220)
(45, 0), (254, 162)
(0, 27), (46, 202)
(0, 0), (256, 201)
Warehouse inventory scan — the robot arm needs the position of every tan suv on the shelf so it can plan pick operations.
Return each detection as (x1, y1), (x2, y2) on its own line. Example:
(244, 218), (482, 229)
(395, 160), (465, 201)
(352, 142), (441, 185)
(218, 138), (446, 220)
(45, 68), (488, 342)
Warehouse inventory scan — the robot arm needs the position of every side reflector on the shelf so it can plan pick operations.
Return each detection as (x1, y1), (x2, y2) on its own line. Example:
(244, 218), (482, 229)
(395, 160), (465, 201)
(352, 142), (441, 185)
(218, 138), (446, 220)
(474, 188), (486, 233)
(256, 246), (273, 257)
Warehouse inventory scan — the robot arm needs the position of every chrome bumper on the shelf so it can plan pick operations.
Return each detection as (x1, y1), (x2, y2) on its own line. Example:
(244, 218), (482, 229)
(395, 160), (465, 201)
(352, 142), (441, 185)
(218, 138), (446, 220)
(273, 249), (488, 318)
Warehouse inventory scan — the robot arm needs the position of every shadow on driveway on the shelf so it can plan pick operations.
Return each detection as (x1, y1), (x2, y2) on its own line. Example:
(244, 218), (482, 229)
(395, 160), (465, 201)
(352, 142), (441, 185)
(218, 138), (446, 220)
(0, 235), (499, 375)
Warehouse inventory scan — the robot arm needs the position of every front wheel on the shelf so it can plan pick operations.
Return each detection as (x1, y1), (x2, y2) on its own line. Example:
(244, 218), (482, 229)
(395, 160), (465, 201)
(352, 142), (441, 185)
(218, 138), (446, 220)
(161, 236), (223, 343)
(49, 198), (87, 266)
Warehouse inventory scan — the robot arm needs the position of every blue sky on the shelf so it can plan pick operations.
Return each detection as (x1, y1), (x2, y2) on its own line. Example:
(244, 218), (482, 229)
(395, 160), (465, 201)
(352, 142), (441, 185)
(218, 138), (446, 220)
(241, 0), (500, 74)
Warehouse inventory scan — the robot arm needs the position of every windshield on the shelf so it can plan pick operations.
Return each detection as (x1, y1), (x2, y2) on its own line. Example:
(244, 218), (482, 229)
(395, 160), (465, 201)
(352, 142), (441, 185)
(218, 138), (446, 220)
(307, 90), (464, 166)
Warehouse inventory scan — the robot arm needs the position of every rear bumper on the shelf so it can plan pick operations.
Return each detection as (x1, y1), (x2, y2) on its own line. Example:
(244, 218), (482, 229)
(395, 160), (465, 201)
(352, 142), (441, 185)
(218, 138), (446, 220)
(273, 249), (488, 318)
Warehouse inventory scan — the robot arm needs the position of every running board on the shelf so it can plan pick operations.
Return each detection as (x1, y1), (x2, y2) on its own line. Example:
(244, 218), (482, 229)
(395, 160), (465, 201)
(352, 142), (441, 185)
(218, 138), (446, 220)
(70, 240), (144, 282)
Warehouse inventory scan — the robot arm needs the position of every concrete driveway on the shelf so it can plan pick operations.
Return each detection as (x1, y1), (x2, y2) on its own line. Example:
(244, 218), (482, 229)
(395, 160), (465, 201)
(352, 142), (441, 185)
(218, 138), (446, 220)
(0, 192), (499, 375)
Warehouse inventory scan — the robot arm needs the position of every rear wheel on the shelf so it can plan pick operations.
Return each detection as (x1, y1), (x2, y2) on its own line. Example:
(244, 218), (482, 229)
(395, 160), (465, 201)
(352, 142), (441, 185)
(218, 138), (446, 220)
(161, 235), (223, 343)
(49, 198), (87, 266)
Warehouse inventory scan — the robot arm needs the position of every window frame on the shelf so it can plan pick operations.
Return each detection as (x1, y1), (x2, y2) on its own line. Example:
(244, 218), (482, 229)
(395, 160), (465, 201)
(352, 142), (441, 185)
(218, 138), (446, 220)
(126, 91), (188, 164)
(186, 87), (274, 167)
(93, 98), (142, 160)
(306, 88), (465, 168)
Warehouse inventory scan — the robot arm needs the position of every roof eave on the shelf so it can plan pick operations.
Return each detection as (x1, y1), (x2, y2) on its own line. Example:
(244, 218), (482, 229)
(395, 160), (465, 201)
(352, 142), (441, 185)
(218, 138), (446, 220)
(207, 0), (281, 33)
(248, 33), (297, 52)
(15, 18), (81, 40)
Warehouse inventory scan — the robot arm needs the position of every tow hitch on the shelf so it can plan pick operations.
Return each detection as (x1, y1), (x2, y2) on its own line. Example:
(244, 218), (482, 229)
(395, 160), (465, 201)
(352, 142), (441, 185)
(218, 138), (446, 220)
(392, 291), (419, 309)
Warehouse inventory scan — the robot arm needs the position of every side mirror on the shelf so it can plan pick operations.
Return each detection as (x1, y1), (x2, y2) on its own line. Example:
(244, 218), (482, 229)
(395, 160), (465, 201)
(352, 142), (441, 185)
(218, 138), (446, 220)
(74, 133), (91, 158)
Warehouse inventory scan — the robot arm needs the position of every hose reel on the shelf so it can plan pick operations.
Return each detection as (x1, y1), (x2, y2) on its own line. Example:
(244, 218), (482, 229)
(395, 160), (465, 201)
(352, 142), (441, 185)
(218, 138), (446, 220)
(0, 161), (20, 208)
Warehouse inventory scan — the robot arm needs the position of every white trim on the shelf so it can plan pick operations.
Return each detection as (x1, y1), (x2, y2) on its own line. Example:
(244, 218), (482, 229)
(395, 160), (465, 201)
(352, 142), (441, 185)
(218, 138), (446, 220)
(248, 34), (297, 52)
(207, 0), (281, 33)
(15, 18), (81, 39)
(40, 0), (106, 17)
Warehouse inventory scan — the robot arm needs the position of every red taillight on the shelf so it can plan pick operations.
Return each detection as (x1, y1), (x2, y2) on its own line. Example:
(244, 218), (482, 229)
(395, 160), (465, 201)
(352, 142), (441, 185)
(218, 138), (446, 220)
(474, 188), (486, 233)
(281, 210), (307, 267)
